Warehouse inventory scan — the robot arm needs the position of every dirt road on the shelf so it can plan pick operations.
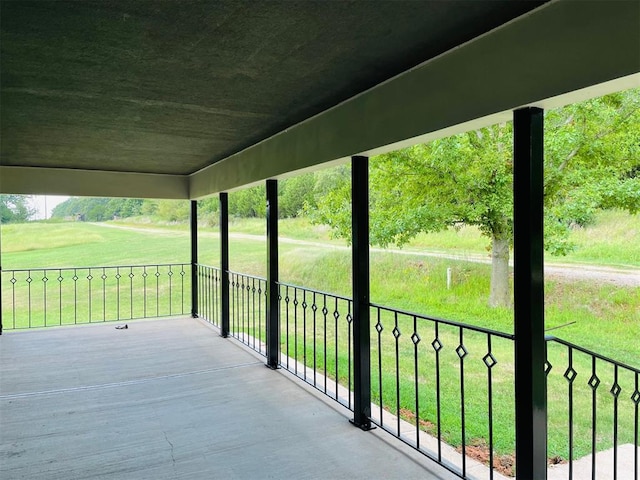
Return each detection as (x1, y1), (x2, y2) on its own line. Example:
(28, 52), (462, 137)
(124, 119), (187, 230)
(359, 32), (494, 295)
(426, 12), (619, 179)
(93, 223), (640, 287)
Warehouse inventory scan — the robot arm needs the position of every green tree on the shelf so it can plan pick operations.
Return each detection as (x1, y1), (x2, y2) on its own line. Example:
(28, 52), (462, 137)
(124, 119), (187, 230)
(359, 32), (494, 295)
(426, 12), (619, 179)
(229, 185), (266, 218)
(279, 173), (316, 218)
(0, 194), (35, 223)
(312, 89), (640, 307)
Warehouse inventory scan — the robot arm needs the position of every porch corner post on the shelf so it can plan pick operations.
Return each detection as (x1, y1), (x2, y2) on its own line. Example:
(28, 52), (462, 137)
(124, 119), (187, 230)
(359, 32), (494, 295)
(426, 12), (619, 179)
(190, 200), (198, 318)
(220, 192), (230, 338)
(266, 179), (280, 369)
(351, 155), (373, 430)
(513, 107), (547, 479)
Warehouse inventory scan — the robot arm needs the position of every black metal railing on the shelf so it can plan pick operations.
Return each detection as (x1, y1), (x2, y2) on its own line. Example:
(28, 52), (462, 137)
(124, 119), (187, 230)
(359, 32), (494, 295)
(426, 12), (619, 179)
(279, 282), (354, 409)
(1, 264), (190, 329)
(370, 303), (516, 479)
(546, 336), (640, 480)
(200, 273), (519, 479)
(196, 264), (221, 328)
(229, 271), (268, 355)
(7, 261), (638, 480)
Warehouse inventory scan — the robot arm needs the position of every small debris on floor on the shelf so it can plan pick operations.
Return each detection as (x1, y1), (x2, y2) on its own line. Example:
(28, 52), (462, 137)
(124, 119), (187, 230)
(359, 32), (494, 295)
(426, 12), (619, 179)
(115, 324), (128, 330)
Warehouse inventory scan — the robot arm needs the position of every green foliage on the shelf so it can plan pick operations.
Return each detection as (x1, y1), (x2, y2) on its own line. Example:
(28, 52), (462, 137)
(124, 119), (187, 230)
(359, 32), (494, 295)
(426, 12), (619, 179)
(310, 89), (640, 306)
(313, 89), (640, 255)
(229, 185), (266, 218)
(305, 164), (351, 240)
(0, 194), (35, 223)
(153, 200), (190, 222)
(543, 89), (640, 252)
(51, 197), (144, 221)
(279, 173), (316, 218)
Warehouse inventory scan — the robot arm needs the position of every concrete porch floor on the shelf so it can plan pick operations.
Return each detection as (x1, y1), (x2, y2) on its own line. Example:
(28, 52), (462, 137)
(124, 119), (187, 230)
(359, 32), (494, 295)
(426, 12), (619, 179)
(0, 317), (459, 480)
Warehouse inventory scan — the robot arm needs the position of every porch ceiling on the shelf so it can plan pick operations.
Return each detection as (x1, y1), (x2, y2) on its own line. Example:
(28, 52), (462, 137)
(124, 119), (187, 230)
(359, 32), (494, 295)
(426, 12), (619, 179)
(1, 0), (639, 199)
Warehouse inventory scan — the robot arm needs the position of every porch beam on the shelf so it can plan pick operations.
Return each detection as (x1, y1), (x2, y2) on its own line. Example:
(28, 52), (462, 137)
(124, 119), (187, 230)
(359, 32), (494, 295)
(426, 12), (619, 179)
(190, 1), (639, 199)
(513, 107), (547, 479)
(220, 192), (230, 338)
(351, 155), (373, 430)
(266, 179), (280, 369)
(0, 165), (189, 199)
(190, 200), (198, 318)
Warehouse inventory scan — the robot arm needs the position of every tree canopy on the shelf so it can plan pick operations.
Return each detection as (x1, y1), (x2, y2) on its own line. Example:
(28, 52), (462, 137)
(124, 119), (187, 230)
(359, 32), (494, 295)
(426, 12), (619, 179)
(312, 88), (640, 306)
(0, 195), (35, 223)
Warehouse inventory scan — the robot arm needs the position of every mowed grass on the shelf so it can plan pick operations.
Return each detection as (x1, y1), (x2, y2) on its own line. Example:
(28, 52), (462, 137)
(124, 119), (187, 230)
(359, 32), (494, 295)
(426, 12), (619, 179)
(2, 215), (639, 462)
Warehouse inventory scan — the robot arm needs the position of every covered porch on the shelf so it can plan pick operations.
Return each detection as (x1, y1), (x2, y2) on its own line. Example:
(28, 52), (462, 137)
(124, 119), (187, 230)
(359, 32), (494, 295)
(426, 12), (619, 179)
(1, 316), (463, 480)
(1, 1), (639, 479)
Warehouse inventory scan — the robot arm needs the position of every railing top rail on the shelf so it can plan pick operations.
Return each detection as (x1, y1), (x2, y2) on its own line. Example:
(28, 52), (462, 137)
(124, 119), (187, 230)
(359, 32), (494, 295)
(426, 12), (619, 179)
(227, 270), (266, 282)
(546, 335), (640, 373)
(277, 281), (352, 303)
(2, 263), (190, 273)
(371, 301), (515, 340)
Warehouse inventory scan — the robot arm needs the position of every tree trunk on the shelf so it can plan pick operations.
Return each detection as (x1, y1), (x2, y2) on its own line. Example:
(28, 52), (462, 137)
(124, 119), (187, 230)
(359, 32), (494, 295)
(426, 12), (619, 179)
(489, 235), (511, 307)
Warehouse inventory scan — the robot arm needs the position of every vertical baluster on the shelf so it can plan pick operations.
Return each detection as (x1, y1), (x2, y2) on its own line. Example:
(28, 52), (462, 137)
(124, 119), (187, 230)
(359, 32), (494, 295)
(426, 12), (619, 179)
(129, 267), (134, 319)
(143, 266), (147, 318)
(611, 364), (620, 480)
(231, 274), (236, 335)
(590, 356), (598, 480)
(294, 287), (298, 376)
(247, 279), (251, 346)
(634, 373), (639, 480)
(11, 271), (17, 329)
(394, 311), (401, 436)
(566, 346), (576, 479)
(376, 307), (384, 427)
(169, 264), (173, 315)
(334, 296), (339, 401)
(323, 294), (328, 393)
(74, 268), (79, 324)
(87, 268), (92, 323)
(181, 264), (186, 315)
(208, 267), (211, 324)
(312, 291), (317, 387)
(205, 268), (207, 324)
(347, 300), (353, 410)
(303, 289), (307, 382)
(155, 265), (160, 317)
(58, 269), (63, 326)
(42, 269), (48, 327)
(433, 321), (443, 461)
(458, 327), (468, 476)
(252, 278), (257, 349)
(241, 275), (246, 344)
(412, 315), (421, 449)
(102, 267), (106, 321)
(485, 335), (498, 480)
(285, 286), (290, 370)
(27, 269), (32, 327)
(116, 267), (121, 321)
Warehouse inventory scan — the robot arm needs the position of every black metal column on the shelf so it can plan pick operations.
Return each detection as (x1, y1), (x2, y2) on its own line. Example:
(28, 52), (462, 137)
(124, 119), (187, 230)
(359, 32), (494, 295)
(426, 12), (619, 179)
(266, 179), (280, 369)
(190, 200), (198, 318)
(220, 192), (230, 338)
(351, 155), (373, 430)
(513, 107), (547, 480)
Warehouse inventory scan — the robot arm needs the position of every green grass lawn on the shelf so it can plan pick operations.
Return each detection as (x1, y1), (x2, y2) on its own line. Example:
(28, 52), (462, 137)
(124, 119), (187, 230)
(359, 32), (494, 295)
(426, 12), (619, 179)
(2, 213), (638, 463)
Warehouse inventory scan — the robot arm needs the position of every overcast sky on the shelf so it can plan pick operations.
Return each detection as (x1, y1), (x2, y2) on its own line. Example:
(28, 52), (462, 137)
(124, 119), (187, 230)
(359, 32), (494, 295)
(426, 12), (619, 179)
(28, 195), (69, 220)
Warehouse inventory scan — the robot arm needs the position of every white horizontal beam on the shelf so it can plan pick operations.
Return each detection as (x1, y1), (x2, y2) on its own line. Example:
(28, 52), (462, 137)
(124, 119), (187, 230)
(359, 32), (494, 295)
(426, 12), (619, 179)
(0, 166), (189, 199)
